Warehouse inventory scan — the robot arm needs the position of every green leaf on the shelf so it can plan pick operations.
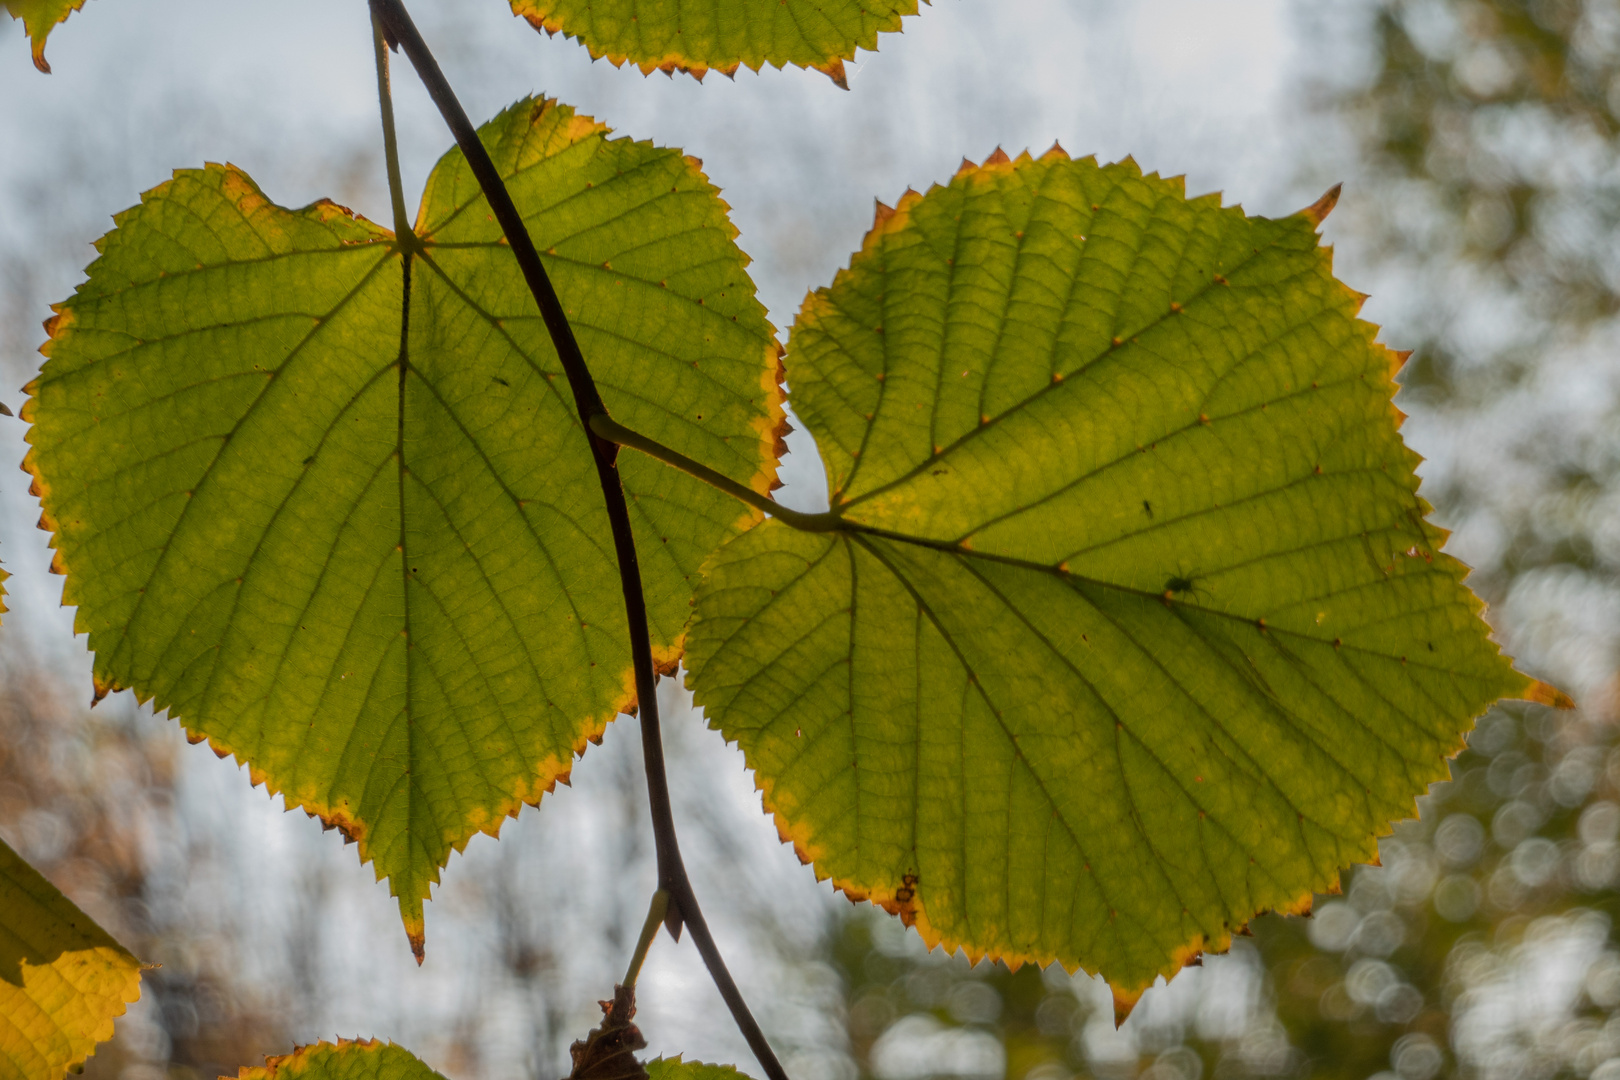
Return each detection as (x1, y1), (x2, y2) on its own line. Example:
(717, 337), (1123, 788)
(0, 836), (143, 1080)
(23, 96), (784, 957)
(3, 0), (87, 73)
(235, 1040), (446, 1080)
(684, 149), (1564, 998)
(508, 0), (919, 86)
(647, 1058), (756, 1080)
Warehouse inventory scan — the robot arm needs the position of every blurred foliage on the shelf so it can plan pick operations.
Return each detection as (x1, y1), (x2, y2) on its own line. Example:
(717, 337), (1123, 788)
(821, 2), (1620, 1077)
(0, 645), (284, 1080)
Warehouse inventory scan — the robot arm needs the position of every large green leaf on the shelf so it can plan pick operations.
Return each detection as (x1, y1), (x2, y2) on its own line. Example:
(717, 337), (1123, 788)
(0, 837), (143, 1080)
(3, 0), (87, 72)
(23, 96), (784, 957)
(684, 149), (1564, 998)
(509, 0), (919, 86)
(236, 1040), (445, 1080)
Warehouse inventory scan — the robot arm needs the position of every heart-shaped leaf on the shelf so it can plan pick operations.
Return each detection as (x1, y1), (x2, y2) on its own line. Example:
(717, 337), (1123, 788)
(24, 96), (783, 956)
(684, 149), (1564, 999)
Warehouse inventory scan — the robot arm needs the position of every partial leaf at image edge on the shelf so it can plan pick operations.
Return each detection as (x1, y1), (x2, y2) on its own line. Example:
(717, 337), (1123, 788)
(0, 836), (143, 1080)
(235, 1040), (447, 1080)
(647, 1057), (757, 1080)
(23, 95), (784, 958)
(684, 148), (1570, 1001)
(3, 0), (88, 72)
(508, 0), (921, 86)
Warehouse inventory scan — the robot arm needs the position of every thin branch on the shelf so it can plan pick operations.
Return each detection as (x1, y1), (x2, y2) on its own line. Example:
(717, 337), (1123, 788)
(365, 5), (789, 1077)
(589, 415), (842, 533)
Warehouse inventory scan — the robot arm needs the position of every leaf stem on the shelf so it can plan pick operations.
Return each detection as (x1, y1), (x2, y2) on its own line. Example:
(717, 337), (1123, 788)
(366, 4), (789, 1077)
(623, 889), (669, 988)
(370, 14), (416, 249)
(589, 415), (843, 533)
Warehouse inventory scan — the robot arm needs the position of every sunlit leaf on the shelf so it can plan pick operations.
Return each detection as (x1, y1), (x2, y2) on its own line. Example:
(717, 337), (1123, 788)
(236, 1040), (446, 1080)
(685, 149), (1563, 998)
(3, 0), (87, 73)
(0, 836), (142, 1080)
(23, 95), (783, 957)
(646, 1058), (755, 1080)
(508, 0), (919, 86)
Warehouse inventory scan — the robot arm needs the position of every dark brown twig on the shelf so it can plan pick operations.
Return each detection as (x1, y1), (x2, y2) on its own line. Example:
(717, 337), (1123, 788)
(365, 4), (788, 1077)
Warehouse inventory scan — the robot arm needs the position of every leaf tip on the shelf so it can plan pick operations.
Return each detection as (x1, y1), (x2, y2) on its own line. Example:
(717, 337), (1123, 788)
(1112, 985), (1142, 1027)
(90, 673), (119, 707)
(1522, 679), (1576, 710)
(816, 58), (850, 89)
(1301, 183), (1343, 226)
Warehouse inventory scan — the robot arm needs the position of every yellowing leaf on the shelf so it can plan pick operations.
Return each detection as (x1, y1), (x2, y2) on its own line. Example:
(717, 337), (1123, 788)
(684, 150), (1558, 997)
(509, 0), (919, 85)
(0, 837), (142, 1080)
(236, 1040), (446, 1080)
(23, 96), (783, 958)
(4, 0), (88, 73)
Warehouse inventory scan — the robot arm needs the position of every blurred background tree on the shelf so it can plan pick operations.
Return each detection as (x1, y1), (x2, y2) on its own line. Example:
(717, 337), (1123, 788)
(2, 2), (1618, 1079)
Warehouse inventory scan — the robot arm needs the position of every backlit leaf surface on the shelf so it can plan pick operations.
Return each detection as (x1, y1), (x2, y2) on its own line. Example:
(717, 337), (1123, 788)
(3, 0), (87, 72)
(647, 1058), (755, 1080)
(508, 0), (918, 84)
(24, 96), (783, 956)
(236, 1040), (444, 1080)
(0, 837), (142, 1080)
(685, 149), (1557, 996)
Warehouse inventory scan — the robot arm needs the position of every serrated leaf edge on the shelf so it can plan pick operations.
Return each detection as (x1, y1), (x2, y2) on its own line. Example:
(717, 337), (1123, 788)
(710, 148), (1566, 1006)
(515, 1), (923, 85)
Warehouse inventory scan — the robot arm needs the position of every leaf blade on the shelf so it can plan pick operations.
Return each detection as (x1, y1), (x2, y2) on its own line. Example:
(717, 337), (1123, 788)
(24, 97), (781, 954)
(3, 0), (87, 72)
(646, 1058), (757, 1080)
(686, 150), (1547, 994)
(0, 837), (143, 1080)
(235, 1040), (447, 1080)
(508, 0), (919, 82)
